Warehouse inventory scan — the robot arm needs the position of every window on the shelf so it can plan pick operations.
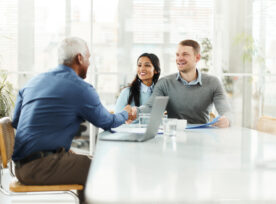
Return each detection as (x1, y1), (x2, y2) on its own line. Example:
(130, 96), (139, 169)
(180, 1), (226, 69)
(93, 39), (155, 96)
(2, 0), (275, 129)
(92, 0), (214, 108)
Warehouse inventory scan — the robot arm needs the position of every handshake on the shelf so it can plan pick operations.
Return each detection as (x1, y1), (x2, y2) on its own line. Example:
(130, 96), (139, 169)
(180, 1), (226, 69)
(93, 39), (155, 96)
(123, 105), (138, 124)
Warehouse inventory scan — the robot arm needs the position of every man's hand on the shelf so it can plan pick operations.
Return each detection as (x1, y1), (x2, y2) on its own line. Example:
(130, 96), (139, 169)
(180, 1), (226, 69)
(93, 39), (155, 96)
(123, 105), (137, 124)
(213, 115), (230, 128)
(126, 106), (138, 124)
(131, 106), (137, 120)
(123, 105), (132, 117)
(123, 105), (135, 123)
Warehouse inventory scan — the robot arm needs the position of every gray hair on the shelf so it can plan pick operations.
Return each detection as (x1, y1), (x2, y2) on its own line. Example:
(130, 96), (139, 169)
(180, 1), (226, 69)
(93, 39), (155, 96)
(58, 37), (88, 65)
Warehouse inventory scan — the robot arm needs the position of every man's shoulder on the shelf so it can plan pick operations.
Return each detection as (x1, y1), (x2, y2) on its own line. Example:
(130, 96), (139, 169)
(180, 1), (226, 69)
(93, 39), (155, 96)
(201, 73), (220, 84)
(164, 73), (178, 79)
(158, 73), (178, 83)
(52, 66), (93, 89)
(29, 67), (93, 91)
(153, 74), (179, 91)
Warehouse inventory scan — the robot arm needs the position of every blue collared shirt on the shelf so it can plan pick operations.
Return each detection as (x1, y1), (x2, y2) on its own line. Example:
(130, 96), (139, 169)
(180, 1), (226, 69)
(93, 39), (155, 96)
(176, 69), (202, 86)
(12, 65), (128, 161)
(140, 82), (154, 94)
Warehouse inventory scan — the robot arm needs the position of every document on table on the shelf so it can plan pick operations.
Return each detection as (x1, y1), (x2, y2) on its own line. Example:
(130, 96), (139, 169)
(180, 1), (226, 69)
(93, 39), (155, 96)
(111, 116), (221, 132)
(186, 116), (221, 129)
(111, 125), (146, 133)
(111, 124), (163, 134)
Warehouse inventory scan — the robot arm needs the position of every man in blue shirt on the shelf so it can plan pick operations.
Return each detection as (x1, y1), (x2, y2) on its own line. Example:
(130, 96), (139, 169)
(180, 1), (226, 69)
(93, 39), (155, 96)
(12, 37), (132, 203)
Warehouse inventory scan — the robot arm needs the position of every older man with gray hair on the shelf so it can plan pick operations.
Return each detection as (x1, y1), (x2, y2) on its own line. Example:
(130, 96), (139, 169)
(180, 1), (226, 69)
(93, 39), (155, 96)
(12, 37), (132, 203)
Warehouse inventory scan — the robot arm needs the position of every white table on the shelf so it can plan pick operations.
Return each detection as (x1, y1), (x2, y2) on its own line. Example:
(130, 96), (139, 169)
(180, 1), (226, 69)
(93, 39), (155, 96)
(85, 127), (276, 203)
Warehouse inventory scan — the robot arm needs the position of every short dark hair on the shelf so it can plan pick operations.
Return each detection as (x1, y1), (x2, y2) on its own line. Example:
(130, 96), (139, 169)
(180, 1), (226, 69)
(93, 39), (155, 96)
(179, 39), (200, 54)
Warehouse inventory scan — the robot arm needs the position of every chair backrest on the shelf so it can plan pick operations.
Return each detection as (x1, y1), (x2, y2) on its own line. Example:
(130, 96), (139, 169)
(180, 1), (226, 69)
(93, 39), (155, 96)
(257, 115), (276, 135)
(0, 117), (15, 168)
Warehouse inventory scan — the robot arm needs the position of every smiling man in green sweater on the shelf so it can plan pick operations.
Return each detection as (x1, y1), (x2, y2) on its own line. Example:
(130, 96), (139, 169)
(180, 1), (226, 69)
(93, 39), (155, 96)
(133, 39), (232, 128)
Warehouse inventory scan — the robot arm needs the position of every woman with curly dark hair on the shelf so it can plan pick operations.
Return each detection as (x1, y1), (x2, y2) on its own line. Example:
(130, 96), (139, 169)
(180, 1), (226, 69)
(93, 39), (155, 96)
(115, 53), (161, 113)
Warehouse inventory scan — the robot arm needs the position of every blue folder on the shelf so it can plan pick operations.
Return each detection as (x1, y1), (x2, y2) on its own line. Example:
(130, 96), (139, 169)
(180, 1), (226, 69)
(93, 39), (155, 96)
(186, 116), (221, 129)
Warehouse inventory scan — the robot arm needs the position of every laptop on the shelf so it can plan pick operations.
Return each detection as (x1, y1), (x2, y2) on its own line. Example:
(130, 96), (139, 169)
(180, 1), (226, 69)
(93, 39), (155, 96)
(99, 96), (169, 142)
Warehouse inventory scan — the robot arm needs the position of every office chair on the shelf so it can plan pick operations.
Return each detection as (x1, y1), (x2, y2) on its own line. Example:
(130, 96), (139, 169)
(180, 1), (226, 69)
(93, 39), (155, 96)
(257, 115), (276, 135)
(0, 117), (83, 204)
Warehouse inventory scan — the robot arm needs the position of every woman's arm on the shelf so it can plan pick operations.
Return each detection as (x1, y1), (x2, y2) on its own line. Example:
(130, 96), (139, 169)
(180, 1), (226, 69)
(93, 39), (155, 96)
(115, 87), (131, 113)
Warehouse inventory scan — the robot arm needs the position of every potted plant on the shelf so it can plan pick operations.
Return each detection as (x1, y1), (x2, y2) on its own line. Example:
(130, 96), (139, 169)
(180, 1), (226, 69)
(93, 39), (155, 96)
(0, 72), (15, 118)
(200, 38), (213, 73)
(234, 33), (265, 67)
